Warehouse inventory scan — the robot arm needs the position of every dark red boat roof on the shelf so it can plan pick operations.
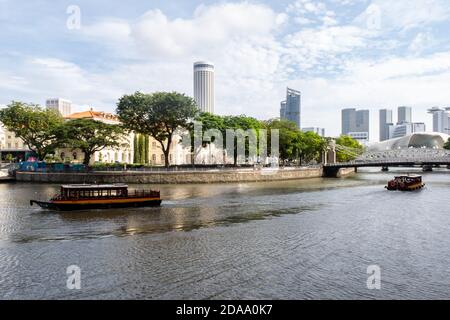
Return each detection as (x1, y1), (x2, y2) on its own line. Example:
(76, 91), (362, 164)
(61, 184), (128, 190)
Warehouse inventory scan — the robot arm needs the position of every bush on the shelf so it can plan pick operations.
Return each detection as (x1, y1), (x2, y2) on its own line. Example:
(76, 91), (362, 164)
(44, 154), (62, 163)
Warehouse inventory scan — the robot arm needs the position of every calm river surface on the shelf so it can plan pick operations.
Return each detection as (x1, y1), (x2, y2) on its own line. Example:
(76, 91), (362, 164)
(1, 168), (450, 299)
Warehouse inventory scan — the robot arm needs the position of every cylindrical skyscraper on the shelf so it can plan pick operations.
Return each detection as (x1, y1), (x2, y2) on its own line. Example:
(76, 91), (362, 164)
(194, 61), (215, 113)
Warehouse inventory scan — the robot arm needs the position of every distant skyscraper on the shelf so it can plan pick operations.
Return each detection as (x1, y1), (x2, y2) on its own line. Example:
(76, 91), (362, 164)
(193, 61), (215, 113)
(342, 108), (356, 136)
(428, 107), (450, 133)
(342, 108), (370, 139)
(383, 106), (425, 139)
(379, 109), (393, 142)
(389, 122), (426, 139)
(280, 87), (301, 128)
(46, 98), (72, 117)
(397, 106), (412, 124)
(280, 101), (286, 119)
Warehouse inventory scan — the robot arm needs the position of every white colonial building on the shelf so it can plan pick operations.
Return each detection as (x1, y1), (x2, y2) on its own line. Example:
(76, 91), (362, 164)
(59, 109), (134, 164)
(0, 124), (32, 161)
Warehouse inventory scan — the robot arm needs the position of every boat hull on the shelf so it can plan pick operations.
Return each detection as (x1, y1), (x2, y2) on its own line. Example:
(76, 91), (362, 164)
(385, 183), (425, 191)
(30, 198), (162, 211)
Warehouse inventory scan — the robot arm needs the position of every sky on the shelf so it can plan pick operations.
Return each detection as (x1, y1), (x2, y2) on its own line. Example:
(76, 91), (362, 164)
(1, 0), (450, 140)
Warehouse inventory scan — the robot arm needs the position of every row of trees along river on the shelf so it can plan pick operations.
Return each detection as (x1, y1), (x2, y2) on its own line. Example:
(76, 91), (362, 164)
(0, 91), (365, 168)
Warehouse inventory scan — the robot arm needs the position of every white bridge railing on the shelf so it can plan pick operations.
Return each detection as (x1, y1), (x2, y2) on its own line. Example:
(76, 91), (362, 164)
(327, 148), (450, 166)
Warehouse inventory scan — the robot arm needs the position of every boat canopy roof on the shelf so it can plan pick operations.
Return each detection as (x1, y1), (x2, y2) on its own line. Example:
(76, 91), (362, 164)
(61, 184), (128, 190)
(394, 175), (422, 178)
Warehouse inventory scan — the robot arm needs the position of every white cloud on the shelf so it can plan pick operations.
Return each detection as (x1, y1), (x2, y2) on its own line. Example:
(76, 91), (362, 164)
(284, 25), (372, 71)
(408, 32), (436, 55)
(81, 19), (131, 43)
(355, 0), (450, 31)
(87, 2), (286, 58)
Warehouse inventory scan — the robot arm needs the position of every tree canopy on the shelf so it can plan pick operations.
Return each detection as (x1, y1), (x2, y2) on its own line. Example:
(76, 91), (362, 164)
(188, 113), (263, 165)
(335, 135), (364, 162)
(117, 91), (198, 167)
(264, 119), (326, 165)
(263, 119), (299, 161)
(63, 118), (126, 165)
(0, 101), (65, 160)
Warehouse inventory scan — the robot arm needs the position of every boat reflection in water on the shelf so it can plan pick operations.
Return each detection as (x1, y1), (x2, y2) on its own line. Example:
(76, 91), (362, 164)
(30, 184), (161, 211)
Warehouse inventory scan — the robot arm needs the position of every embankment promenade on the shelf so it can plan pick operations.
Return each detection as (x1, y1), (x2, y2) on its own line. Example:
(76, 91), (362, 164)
(14, 167), (355, 184)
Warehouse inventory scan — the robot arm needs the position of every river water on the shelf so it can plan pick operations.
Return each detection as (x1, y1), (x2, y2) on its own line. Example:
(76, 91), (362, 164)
(0, 168), (449, 299)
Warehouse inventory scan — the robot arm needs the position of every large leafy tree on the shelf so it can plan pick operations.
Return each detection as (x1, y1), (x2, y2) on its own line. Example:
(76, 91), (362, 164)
(296, 131), (327, 165)
(185, 112), (226, 163)
(223, 115), (262, 165)
(64, 118), (126, 165)
(188, 113), (262, 166)
(335, 135), (364, 162)
(117, 91), (198, 167)
(264, 119), (326, 165)
(0, 101), (66, 160)
(264, 119), (299, 162)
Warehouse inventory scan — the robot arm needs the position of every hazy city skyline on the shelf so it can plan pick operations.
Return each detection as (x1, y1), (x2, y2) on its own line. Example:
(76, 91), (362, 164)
(2, 0), (450, 137)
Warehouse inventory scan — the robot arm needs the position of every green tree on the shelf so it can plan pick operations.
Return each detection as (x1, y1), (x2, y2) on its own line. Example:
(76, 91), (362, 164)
(0, 102), (65, 160)
(144, 135), (150, 164)
(188, 113), (263, 166)
(335, 135), (364, 162)
(117, 91), (198, 167)
(296, 131), (327, 165)
(223, 115), (262, 165)
(264, 119), (299, 162)
(187, 112), (225, 164)
(133, 134), (140, 164)
(139, 134), (146, 164)
(444, 138), (450, 150)
(64, 118), (126, 166)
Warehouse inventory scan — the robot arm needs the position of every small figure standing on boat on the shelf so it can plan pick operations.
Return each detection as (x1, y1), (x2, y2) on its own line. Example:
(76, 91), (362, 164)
(31, 184), (161, 211)
(385, 175), (425, 191)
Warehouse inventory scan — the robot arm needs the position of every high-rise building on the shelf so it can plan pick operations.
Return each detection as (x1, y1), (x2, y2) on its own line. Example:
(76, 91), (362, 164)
(280, 101), (286, 119)
(341, 108), (356, 136)
(389, 122), (426, 139)
(341, 108), (370, 139)
(46, 98), (72, 117)
(397, 106), (412, 124)
(193, 61), (215, 113)
(280, 87), (301, 128)
(379, 109), (392, 142)
(302, 127), (326, 137)
(428, 107), (450, 134)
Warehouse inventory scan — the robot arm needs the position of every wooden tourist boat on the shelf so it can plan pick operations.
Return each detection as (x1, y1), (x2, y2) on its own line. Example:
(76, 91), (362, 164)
(30, 184), (161, 211)
(385, 175), (425, 191)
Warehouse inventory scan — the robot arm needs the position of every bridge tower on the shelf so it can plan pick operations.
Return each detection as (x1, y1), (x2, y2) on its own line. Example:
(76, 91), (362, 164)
(325, 140), (337, 165)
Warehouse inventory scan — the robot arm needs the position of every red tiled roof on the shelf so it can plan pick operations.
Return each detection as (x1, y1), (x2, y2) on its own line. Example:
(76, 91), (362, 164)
(65, 110), (119, 121)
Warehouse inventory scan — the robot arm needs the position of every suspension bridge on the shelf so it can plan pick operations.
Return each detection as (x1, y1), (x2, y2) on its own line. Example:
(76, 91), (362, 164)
(324, 145), (450, 177)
